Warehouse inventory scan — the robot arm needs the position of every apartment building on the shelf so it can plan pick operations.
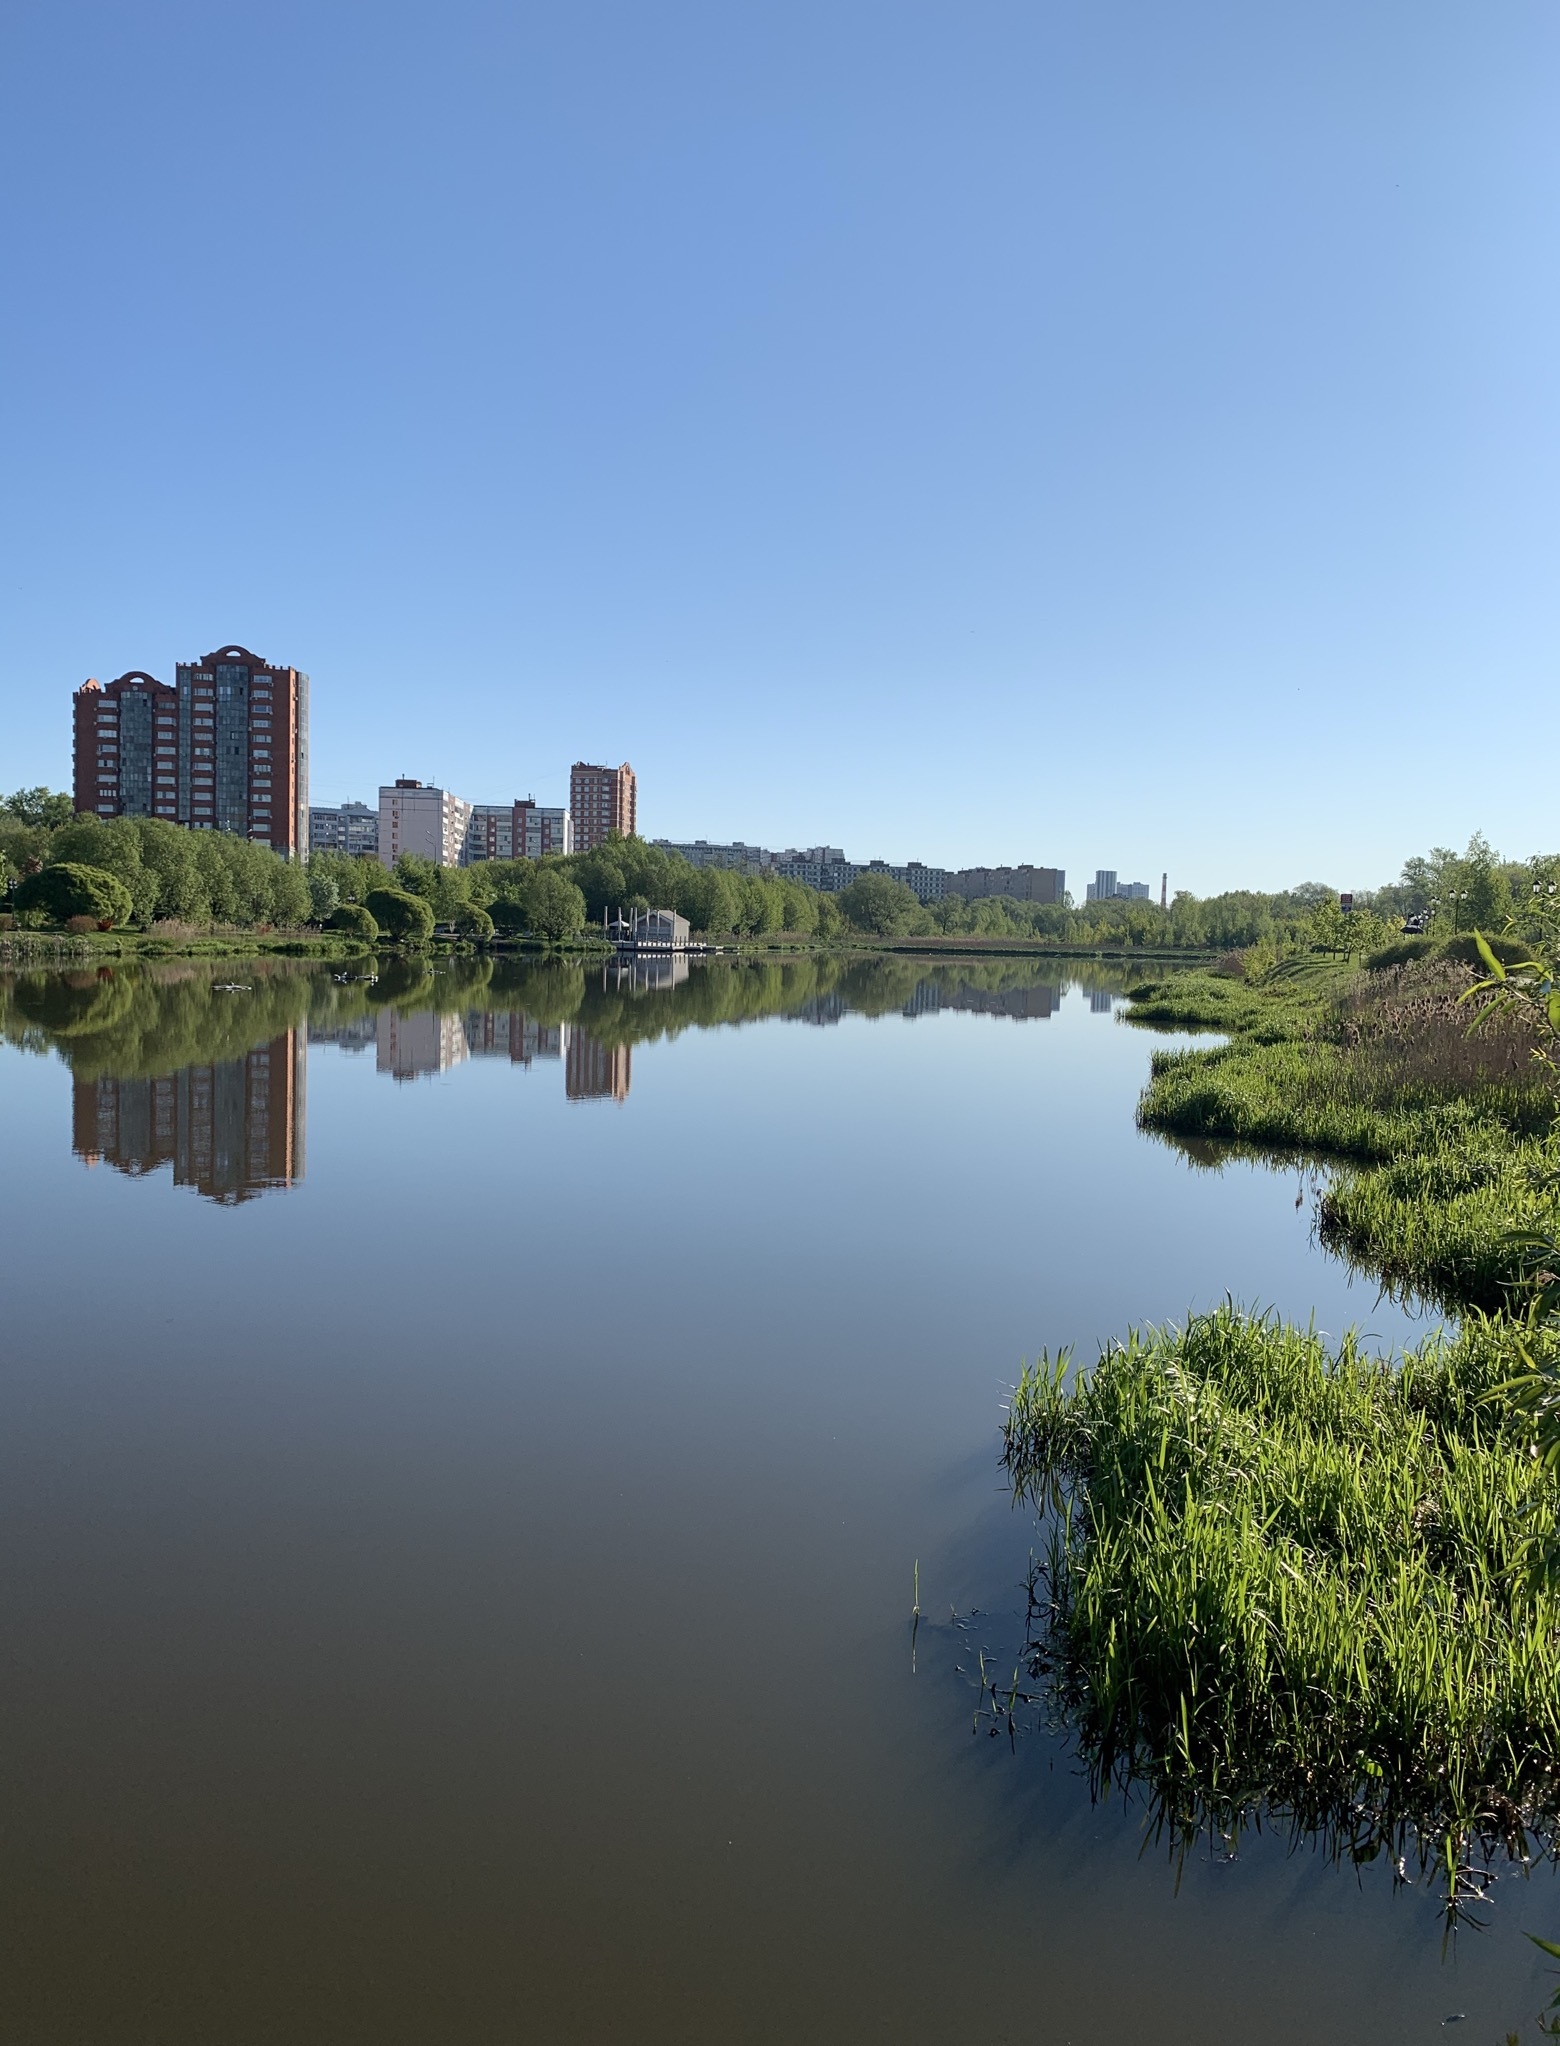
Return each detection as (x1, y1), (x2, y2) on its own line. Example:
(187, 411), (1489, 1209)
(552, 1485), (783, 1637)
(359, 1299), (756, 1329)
(310, 801), (379, 858)
(946, 865), (1065, 905)
(875, 860), (947, 904)
(653, 838), (772, 874)
(569, 761), (637, 853)
(1084, 870), (1150, 902)
(378, 779), (473, 867)
(464, 798), (573, 864)
(72, 644), (310, 857)
(774, 851), (858, 892)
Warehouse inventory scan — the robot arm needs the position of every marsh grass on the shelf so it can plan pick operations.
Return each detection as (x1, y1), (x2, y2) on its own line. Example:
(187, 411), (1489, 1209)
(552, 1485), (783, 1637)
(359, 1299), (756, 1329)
(1131, 961), (1560, 1306)
(1001, 1305), (1560, 1898)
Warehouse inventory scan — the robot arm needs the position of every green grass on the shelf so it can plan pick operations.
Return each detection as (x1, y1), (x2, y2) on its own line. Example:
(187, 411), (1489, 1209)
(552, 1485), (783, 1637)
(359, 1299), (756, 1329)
(1003, 1305), (1560, 1884)
(1000, 958), (1560, 1889)
(1129, 960), (1560, 1307)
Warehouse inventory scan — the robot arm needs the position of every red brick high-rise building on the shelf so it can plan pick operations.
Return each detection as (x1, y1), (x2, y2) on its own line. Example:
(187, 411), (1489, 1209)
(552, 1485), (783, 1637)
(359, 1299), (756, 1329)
(569, 761), (637, 854)
(72, 645), (309, 857)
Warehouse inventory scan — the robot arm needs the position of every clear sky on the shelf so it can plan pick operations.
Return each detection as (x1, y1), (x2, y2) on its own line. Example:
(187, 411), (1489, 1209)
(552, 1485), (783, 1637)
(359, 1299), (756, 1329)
(1, 0), (1555, 895)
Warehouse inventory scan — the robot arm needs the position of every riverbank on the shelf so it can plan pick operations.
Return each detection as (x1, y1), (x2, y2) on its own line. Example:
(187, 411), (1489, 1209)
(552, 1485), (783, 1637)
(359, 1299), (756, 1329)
(1001, 948), (1560, 1897)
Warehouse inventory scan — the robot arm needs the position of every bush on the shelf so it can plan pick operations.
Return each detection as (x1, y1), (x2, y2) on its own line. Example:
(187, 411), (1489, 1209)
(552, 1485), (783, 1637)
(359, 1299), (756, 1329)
(364, 888), (434, 943)
(65, 915), (101, 935)
(329, 902), (380, 942)
(455, 904), (495, 941)
(489, 898), (529, 936)
(1363, 936), (1435, 970)
(1438, 931), (1531, 969)
(13, 861), (134, 928)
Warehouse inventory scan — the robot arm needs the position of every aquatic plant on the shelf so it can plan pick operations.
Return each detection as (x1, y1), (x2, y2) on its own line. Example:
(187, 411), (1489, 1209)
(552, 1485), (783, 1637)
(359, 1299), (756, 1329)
(1001, 1305), (1560, 1898)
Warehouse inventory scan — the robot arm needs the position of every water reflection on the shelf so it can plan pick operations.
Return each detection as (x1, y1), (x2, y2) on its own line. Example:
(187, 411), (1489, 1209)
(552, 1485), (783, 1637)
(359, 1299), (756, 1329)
(72, 1034), (305, 1204)
(0, 953), (1143, 1202)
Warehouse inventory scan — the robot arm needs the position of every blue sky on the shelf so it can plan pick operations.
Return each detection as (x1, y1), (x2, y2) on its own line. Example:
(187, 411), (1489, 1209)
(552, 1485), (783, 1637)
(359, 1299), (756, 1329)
(1, 0), (1555, 895)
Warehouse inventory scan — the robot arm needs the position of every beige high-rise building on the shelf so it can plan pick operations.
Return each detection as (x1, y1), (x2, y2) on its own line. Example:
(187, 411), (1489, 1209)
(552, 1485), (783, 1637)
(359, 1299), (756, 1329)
(378, 779), (473, 867)
(569, 761), (637, 853)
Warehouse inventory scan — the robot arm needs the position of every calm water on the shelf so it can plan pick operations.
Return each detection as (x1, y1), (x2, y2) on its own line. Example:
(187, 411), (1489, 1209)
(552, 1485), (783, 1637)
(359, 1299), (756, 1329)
(1, 954), (1555, 2043)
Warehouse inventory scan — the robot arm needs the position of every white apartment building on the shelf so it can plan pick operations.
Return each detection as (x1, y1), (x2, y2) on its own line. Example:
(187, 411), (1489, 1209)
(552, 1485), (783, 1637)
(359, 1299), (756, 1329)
(378, 779), (474, 867)
(310, 800), (379, 859)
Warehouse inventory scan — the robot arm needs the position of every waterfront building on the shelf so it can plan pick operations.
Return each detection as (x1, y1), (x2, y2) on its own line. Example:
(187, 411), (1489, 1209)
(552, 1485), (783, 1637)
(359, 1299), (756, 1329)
(945, 865), (1064, 904)
(310, 801), (379, 859)
(378, 779), (473, 867)
(73, 643), (310, 857)
(618, 907), (690, 950)
(569, 761), (637, 853)
(71, 1030), (306, 1203)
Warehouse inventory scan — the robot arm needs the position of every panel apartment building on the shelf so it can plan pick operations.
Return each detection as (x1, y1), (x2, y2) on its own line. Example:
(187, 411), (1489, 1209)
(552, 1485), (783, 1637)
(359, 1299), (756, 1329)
(73, 645), (310, 857)
(569, 761), (636, 853)
(377, 780), (473, 867)
(309, 801), (379, 858)
(464, 799), (572, 863)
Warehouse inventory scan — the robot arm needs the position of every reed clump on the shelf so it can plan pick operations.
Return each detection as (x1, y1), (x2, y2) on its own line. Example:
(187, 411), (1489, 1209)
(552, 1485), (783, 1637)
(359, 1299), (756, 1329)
(1003, 1305), (1560, 1880)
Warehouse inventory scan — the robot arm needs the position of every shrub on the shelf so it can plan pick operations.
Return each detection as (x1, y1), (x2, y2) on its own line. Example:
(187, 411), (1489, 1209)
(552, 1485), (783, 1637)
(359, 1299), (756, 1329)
(455, 904), (495, 941)
(364, 887), (435, 943)
(1364, 936), (1436, 971)
(489, 898), (529, 936)
(330, 902), (380, 942)
(13, 861), (134, 929)
(65, 915), (100, 935)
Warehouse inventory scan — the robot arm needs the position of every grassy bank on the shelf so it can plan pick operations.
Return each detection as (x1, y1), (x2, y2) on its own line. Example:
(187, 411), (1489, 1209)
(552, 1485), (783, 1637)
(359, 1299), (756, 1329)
(1003, 1305), (1560, 1884)
(1131, 957), (1560, 1308)
(999, 948), (1560, 1887)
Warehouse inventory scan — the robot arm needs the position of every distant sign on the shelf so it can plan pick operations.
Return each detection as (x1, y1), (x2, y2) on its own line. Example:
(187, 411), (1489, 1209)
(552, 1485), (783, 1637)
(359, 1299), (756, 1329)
(1339, 893), (1354, 913)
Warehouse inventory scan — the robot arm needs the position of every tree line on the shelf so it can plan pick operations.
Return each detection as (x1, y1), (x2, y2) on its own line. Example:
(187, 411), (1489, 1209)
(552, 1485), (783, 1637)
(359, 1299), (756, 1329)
(4, 788), (1554, 953)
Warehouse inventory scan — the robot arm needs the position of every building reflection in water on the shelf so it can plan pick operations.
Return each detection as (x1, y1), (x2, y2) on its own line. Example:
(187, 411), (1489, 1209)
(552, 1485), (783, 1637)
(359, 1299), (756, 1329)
(564, 1031), (631, 1103)
(365, 1008), (630, 1102)
(902, 978), (1065, 1021)
(72, 1032), (306, 1205)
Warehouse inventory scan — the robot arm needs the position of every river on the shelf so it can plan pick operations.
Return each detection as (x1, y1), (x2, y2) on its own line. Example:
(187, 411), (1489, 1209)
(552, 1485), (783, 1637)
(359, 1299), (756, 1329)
(0, 953), (1553, 2042)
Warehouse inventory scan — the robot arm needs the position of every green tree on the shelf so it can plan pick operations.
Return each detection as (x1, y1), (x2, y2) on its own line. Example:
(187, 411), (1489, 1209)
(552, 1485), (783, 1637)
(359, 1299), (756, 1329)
(455, 902), (495, 941)
(837, 871), (924, 936)
(365, 887), (436, 942)
(3, 787), (74, 830)
(525, 868), (587, 940)
(307, 870), (341, 924)
(13, 861), (134, 927)
(48, 815), (157, 923)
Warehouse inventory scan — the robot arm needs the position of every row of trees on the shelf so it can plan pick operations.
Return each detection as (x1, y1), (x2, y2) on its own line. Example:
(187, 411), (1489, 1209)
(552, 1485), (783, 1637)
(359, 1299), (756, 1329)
(6, 788), (1553, 952)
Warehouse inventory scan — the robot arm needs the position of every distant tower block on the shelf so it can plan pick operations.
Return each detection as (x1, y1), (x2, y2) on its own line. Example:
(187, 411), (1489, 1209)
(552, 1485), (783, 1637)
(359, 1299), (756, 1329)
(1160, 872), (1168, 910)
